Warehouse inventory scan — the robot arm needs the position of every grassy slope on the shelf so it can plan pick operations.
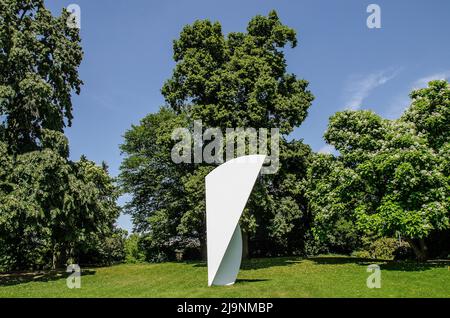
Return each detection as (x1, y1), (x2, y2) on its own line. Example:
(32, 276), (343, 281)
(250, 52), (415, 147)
(0, 256), (449, 298)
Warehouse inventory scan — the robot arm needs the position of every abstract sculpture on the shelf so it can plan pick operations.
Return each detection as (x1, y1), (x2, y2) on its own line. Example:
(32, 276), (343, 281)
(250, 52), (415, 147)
(205, 155), (266, 286)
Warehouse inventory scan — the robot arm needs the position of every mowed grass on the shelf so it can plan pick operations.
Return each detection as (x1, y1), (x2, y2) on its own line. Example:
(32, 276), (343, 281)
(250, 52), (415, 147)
(1, 256), (449, 298)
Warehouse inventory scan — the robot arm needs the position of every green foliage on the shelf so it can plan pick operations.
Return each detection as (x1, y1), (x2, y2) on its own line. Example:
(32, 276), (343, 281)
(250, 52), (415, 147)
(125, 234), (145, 264)
(120, 11), (314, 261)
(80, 228), (127, 266)
(352, 237), (414, 261)
(161, 11), (313, 257)
(366, 238), (395, 260)
(0, 140), (122, 270)
(162, 10), (313, 135)
(0, 0), (122, 271)
(0, 0), (83, 153)
(325, 110), (387, 156)
(305, 153), (361, 254)
(311, 80), (450, 261)
(402, 80), (450, 150)
(177, 166), (213, 248)
(120, 108), (195, 262)
(250, 139), (312, 256)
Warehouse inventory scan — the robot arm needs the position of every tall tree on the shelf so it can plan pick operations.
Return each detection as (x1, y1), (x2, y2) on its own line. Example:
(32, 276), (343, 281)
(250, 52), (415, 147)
(0, 0), (83, 153)
(0, 0), (121, 271)
(120, 108), (193, 261)
(121, 11), (314, 260)
(162, 10), (312, 135)
(310, 80), (450, 261)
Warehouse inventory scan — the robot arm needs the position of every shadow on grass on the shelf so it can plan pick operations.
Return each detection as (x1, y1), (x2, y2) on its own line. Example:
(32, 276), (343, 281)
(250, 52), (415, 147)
(190, 257), (302, 270)
(380, 259), (450, 272)
(235, 278), (269, 284)
(191, 256), (450, 272)
(241, 257), (302, 270)
(0, 269), (96, 287)
(308, 256), (450, 272)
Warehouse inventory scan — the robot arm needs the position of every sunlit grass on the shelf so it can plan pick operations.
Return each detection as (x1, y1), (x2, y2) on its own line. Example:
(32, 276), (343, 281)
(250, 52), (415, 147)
(1, 255), (449, 297)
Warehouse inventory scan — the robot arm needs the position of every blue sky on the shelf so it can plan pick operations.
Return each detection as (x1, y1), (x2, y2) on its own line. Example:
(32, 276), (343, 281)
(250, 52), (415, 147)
(46, 0), (450, 232)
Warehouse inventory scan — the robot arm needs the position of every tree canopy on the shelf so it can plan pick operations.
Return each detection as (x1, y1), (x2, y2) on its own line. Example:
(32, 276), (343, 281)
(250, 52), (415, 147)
(120, 11), (315, 261)
(0, 0), (122, 271)
(161, 10), (313, 135)
(310, 80), (450, 260)
(0, 0), (83, 154)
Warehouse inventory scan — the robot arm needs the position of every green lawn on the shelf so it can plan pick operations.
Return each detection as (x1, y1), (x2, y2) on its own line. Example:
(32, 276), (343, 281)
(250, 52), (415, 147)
(1, 256), (449, 297)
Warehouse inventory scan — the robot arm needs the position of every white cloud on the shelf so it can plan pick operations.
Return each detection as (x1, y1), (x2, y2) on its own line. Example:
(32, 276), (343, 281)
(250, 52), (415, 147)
(386, 70), (450, 119)
(343, 69), (400, 110)
(412, 71), (450, 89)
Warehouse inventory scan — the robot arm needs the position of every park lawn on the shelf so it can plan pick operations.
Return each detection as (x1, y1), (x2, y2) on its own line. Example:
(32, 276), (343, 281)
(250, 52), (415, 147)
(0, 255), (449, 298)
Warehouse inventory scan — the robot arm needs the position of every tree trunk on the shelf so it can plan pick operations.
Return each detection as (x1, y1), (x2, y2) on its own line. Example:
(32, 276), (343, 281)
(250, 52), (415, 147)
(406, 238), (428, 262)
(200, 238), (207, 261)
(418, 238), (428, 261)
(242, 231), (249, 260)
(52, 244), (57, 270)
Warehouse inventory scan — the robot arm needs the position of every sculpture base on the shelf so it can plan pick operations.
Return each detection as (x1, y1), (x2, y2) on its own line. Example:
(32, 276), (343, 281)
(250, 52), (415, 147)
(210, 225), (242, 286)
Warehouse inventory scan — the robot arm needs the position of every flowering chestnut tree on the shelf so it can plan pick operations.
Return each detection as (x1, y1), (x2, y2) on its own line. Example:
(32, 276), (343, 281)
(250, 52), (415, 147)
(311, 80), (449, 261)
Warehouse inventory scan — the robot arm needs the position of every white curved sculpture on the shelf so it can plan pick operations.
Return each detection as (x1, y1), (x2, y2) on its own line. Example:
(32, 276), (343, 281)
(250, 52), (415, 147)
(205, 155), (266, 286)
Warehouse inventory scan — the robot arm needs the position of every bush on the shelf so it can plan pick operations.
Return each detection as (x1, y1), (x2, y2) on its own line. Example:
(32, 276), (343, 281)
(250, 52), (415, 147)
(125, 234), (145, 263)
(326, 219), (361, 254)
(79, 229), (127, 267)
(351, 250), (371, 259)
(371, 237), (400, 260)
(352, 237), (414, 260)
(303, 231), (327, 257)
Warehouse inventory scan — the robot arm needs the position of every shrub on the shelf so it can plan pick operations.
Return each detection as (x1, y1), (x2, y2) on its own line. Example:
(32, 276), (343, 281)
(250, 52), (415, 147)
(125, 234), (145, 263)
(351, 250), (371, 259)
(353, 237), (414, 260)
